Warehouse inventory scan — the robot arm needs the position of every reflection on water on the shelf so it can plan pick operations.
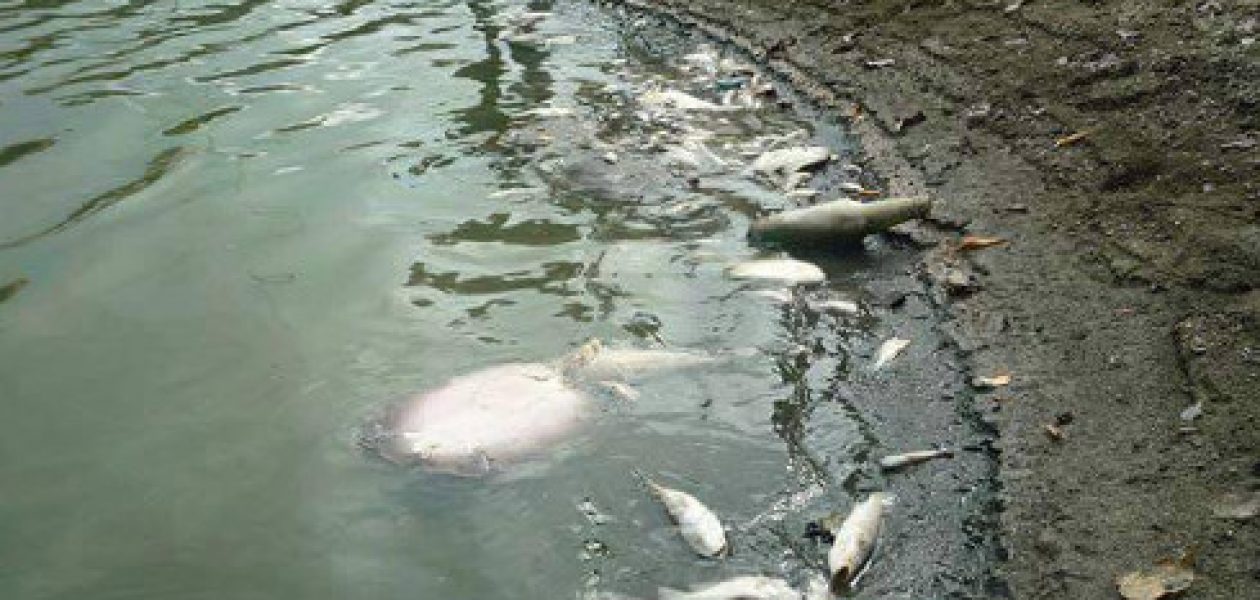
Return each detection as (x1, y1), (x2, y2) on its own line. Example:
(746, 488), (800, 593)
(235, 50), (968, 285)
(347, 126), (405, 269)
(0, 1), (996, 599)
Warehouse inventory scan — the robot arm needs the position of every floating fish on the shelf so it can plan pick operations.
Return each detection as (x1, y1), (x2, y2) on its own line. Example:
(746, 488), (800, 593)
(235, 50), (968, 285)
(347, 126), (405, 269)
(369, 362), (587, 476)
(878, 448), (953, 471)
(658, 576), (799, 600)
(366, 340), (718, 475)
(870, 337), (910, 371)
(636, 472), (727, 557)
(828, 493), (890, 592)
(728, 258), (825, 285)
(749, 197), (931, 245)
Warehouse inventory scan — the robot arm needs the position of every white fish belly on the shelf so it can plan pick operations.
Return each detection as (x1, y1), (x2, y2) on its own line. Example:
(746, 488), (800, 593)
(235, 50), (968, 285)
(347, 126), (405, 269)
(392, 363), (589, 467)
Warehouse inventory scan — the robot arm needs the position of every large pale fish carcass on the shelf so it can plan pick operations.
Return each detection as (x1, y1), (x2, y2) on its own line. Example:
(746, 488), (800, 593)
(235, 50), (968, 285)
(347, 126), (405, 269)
(827, 492), (891, 592)
(367, 362), (590, 476)
(366, 340), (723, 475)
(749, 197), (932, 245)
(637, 472), (728, 557)
(658, 575), (800, 600)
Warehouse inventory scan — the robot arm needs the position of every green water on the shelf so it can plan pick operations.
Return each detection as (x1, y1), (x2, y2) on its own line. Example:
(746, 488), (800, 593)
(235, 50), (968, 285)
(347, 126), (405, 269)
(0, 1), (998, 598)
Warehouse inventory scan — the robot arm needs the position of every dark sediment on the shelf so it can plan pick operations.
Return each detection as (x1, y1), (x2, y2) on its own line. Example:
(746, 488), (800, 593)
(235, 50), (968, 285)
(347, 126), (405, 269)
(605, 0), (1260, 597)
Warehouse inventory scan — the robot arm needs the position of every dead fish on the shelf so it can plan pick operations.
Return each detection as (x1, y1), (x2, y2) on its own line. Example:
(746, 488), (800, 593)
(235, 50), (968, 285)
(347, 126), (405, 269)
(370, 362), (589, 475)
(812, 298), (859, 315)
(658, 576), (799, 600)
(728, 258), (825, 285)
(878, 448), (953, 471)
(636, 472), (727, 557)
(749, 197), (932, 245)
(566, 340), (721, 381)
(828, 493), (891, 592)
(750, 146), (830, 177)
(870, 337), (910, 371)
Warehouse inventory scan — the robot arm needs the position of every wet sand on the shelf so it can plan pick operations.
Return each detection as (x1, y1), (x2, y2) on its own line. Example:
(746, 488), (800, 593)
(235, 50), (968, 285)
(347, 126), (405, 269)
(604, 0), (1260, 597)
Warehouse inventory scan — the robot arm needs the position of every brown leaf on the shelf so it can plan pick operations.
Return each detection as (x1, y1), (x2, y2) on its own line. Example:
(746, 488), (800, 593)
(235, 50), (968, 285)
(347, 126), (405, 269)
(958, 236), (1007, 251)
(1116, 561), (1195, 600)
(1055, 128), (1095, 148)
(973, 373), (1012, 389)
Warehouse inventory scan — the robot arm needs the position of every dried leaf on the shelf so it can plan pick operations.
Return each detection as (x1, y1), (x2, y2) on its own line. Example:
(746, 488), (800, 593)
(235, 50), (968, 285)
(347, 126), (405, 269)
(1043, 424), (1065, 441)
(958, 236), (1007, 251)
(1055, 128), (1095, 148)
(1117, 561), (1195, 600)
(973, 373), (1012, 389)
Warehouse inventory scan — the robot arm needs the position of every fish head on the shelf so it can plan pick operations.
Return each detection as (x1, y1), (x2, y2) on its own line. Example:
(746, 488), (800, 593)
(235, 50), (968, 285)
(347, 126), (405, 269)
(827, 537), (866, 593)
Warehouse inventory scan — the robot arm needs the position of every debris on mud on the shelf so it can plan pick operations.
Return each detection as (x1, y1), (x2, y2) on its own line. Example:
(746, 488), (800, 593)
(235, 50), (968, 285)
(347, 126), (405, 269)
(1116, 552), (1196, 600)
(1211, 490), (1260, 521)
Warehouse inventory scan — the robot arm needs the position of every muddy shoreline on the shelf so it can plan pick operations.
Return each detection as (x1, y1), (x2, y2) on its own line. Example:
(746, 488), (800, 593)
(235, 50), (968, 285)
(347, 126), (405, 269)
(601, 0), (1260, 597)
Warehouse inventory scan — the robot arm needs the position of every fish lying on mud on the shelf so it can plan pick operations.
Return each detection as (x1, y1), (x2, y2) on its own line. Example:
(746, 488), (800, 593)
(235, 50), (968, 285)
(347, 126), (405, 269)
(636, 471), (728, 557)
(878, 447), (953, 471)
(870, 337), (910, 371)
(827, 493), (891, 592)
(658, 575), (800, 600)
(363, 339), (722, 475)
(749, 197), (931, 245)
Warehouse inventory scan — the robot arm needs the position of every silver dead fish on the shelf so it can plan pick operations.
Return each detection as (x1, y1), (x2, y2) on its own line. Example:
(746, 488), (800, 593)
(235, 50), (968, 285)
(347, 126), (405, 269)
(828, 492), (891, 592)
(878, 448), (953, 471)
(636, 472), (727, 557)
(870, 337), (910, 371)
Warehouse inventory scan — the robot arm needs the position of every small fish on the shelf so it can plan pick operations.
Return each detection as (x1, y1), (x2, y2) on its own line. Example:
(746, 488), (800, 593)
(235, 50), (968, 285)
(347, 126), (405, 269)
(636, 472), (727, 557)
(750, 146), (830, 177)
(813, 299), (859, 315)
(658, 575), (799, 600)
(878, 448), (953, 471)
(828, 493), (890, 592)
(870, 337), (909, 371)
(728, 258), (826, 285)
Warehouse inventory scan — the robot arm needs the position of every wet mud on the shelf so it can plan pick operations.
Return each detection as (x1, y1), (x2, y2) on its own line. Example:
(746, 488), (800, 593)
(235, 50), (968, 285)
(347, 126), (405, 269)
(598, 0), (1260, 598)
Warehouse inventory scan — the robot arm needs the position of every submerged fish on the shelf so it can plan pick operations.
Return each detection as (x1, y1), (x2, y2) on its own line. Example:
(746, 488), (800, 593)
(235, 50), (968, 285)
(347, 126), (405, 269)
(637, 472), (727, 557)
(728, 258), (825, 285)
(870, 337), (910, 371)
(658, 576), (799, 600)
(565, 339), (721, 381)
(878, 448), (953, 471)
(828, 493), (890, 592)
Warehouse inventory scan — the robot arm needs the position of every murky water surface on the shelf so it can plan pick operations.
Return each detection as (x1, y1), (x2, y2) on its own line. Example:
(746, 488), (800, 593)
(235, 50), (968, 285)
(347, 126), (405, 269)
(0, 1), (996, 598)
